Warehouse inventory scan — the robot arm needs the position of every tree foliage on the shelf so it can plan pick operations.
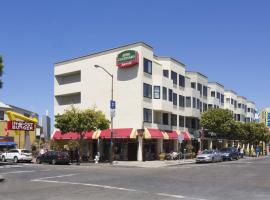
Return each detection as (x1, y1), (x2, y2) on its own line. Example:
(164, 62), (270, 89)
(0, 56), (3, 88)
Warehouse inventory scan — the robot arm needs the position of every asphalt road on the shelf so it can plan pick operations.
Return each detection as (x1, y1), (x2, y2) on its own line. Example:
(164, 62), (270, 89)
(1, 157), (270, 200)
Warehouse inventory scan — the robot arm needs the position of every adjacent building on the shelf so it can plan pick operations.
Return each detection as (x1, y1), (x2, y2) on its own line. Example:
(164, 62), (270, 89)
(53, 42), (257, 161)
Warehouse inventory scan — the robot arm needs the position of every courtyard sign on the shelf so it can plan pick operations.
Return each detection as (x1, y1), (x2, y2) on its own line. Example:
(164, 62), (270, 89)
(116, 50), (139, 68)
(7, 121), (35, 131)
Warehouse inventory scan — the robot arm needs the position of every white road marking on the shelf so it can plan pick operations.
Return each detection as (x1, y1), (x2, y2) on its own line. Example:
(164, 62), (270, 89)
(0, 170), (35, 175)
(33, 173), (79, 180)
(0, 165), (23, 169)
(157, 193), (185, 198)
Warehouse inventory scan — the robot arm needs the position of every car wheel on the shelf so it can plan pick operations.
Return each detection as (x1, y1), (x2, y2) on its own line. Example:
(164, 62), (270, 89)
(13, 157), (18, 163)
(36, 158), (41, 164)
(2, 156), (6, 162)
(52, 159), (56, 165)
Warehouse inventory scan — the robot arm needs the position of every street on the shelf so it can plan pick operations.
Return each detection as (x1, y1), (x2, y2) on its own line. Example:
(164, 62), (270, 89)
(1, 157), (270, 200)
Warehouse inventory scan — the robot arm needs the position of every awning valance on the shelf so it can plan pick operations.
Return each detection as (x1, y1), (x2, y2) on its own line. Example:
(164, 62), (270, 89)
(144, 128), (165, 139)
(52, 131), (94, 140)
(94, 128), (137, 139)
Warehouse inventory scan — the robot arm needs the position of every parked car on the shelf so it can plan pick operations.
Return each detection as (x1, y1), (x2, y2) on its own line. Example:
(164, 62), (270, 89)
(196, 150), (223, 163)
(220, 147), (239, 161)
(36, 151), (70, 165)
(1, 149), (32, 163)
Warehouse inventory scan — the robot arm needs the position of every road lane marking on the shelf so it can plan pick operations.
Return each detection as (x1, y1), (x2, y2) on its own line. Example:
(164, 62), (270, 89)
(0, 170), (35, 175)
(157, 193), (185, 198)
(33, 173), (79, 180)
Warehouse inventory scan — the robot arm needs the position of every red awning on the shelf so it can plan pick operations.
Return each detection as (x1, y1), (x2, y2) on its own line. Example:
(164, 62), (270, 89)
(53, 131), (94, 140)
(96, 128), (136, 139)
(144, 128), (164, 139)
(182, 131), (191, 140)
(166, 131), (178, 140)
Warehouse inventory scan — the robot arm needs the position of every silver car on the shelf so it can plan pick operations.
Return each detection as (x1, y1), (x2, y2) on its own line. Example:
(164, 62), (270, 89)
(196, 150), (223, 163)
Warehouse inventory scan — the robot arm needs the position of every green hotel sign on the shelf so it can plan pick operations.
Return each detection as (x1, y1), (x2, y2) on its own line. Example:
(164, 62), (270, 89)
(116, 50), (139, 68)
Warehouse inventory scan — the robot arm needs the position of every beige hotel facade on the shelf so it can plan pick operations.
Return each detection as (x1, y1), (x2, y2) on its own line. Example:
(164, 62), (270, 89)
(54, 42), (256, 161)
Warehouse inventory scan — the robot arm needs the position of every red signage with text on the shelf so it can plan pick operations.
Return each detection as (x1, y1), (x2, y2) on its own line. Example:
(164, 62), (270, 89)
(7, 121), (35, 131)
(116, 50), (139, 68)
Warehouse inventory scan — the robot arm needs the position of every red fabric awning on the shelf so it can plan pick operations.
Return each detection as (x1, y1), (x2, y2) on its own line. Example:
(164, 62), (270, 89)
(182, 131), (191, 140)
(53, 131), (94, 140)
(144, 128), (164, 139)
(96, 128), (136, 139)
(166, 131), (178, 140)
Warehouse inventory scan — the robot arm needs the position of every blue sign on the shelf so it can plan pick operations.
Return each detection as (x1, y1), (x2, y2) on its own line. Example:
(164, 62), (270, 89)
(267, 113), (270, 126)
(110, 100), (116, 109)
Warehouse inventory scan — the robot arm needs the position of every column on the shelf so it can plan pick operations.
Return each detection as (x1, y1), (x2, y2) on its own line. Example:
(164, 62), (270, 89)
(208, 140), (213, 150)
(173, 140), (178, 152)
(137, 136), (143, 161)
(157, 139), (163, 154)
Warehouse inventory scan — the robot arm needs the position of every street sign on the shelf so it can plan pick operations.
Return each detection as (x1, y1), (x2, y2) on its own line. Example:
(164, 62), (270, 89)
(110, 100), (116, 109)
(110, 109), (115, 118)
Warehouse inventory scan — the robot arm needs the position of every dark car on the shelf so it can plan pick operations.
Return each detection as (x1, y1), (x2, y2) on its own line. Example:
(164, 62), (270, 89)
(36, 151), (70, 165)
(220, 147), (239, 161)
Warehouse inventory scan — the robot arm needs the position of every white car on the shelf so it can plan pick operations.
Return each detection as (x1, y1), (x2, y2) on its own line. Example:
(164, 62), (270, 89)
(1, 149), (32, 163)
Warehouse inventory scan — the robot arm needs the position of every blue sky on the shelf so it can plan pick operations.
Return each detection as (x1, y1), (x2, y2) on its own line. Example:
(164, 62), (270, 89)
(0, 0), (269, 122)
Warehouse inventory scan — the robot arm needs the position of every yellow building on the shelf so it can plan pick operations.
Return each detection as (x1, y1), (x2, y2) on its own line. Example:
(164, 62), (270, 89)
(0, 101), (38, 151)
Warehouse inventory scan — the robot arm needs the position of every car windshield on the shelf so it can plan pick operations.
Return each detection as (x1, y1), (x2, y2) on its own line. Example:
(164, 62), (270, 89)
(22, 150), (31, 153)
(202, 150), (213, 154)
(220, 148), (231, 152)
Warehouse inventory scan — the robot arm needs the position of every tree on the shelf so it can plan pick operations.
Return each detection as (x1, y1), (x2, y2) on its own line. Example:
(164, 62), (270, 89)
(200, 108), (235, 138)
(55, 106), (110, 159)
(0, 56), (3, 88)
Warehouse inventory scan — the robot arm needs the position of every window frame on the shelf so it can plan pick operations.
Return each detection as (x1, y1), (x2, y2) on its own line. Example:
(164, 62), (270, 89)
(143, 58), (152, 74)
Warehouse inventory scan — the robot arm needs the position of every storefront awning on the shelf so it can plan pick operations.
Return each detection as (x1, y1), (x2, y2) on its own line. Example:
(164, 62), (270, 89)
(180, 131), (193, 140)
(53, 131), (95, 140)
(0, 141), (16, 146)
(144, 128), (165, 139)
(165, 131), (178, 140)
(94, 128), (137, 139)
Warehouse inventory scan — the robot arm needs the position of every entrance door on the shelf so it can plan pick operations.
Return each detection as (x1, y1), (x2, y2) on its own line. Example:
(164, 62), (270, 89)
(128, 142), (137, 161)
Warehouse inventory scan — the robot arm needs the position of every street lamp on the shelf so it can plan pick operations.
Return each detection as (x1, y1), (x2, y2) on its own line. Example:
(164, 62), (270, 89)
(94, 65), (114, 164)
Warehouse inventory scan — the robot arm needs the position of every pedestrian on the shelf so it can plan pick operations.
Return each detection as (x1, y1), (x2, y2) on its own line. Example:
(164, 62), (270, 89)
(255, 146), (260, 158)
(74, 147), (80, 165)
(69, 149), (74, 164)
(240, 147), (244, 158)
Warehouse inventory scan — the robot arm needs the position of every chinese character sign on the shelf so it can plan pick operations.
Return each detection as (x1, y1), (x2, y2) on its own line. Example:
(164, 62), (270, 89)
(7, 121), (35, 131)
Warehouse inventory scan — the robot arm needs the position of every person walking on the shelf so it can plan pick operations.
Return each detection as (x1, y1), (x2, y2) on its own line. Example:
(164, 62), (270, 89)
(255, 146), (260, 158)
(74, 147), (80, 165)
(240, 147), (244, 158)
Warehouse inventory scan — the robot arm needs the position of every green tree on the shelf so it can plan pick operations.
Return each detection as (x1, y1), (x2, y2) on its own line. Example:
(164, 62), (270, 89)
(200, 108), (235, 138)
(55, 106), (110, 159)
(0, 56), (3, 88)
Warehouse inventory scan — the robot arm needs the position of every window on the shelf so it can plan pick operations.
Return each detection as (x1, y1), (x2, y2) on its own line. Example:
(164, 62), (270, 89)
(163, 70), (169, 78)
(163, 113), (169, 125)
(55, 92), (81, 106)
(221, 94), (224, 104)
(56, 71), (81, 85)
(203, 86), (208, 97)
(173, 93), (177, 106)
(211, 91), (215, 97)
(162, 87), (167, 100)
(248, 108), (251, 112)
(208, 104), (213, 109)
(193, 97), (196, 108)
(143, 58), (152, 74)
(143, 83), (152, 98)
(233, 101), (237, 108)
(217, 92), (220, 99)
(0, 111), (4, 120)
(186, 97), (191, 107)
(191, 82), (196, 89)
(179, 95), (185, 108)
(153, 86), (160, 99)
(231, 99), (234, 105)
(238, 103), (241, 108)
(197, 99), (200, 109)
(169, 89), (173, 102)
(143, 108), (152, 123)
(203, 103), (207, 112)
(200, 101), (202, 112)
(179, 115), (185, 127)
(226, 98), (230, 103)
(171, 114), (177, 126)
(197, 83), (202, 95)
(171, 71), (177, 85)
(179, 74), (185, 87)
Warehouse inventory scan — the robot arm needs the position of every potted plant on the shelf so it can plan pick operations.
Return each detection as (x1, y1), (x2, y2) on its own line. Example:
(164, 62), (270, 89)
(159, 152), (166, 161)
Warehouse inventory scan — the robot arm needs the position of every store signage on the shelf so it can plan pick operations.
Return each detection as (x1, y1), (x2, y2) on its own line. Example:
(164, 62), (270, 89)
(7, 121), (35, 131)
(116, 50), (139, 68)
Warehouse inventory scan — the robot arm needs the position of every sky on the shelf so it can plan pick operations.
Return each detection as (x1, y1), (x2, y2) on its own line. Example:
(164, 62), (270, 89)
(0, 0), (270, 123)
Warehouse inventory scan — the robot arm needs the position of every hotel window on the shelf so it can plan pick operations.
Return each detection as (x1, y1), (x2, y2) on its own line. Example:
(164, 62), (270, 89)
(169, 89), (173, 102)
(208, 104), (213, 109)
(200, 101), (202, 112)
(226, 98), (230, 103)
(217, 92), (220, 99)
(203, 103), (207, 112)
(179, 74), (185, 87)
(197, 83), (202, 96)
(221, 94), (224, 104)
(143, 58), (152, 74)
(143, 83), (152, 99)
(171, 114), (177, 126)
(193, 97), (196, 108)
(55, 92), (81, 106)
(179, 95), (185, 108)
(143, 108), (152, 123)
(153, 86), (160, 99)
(0, 111), (4, 120)
(173, 93), (177, 106)
(162, 87), (167, 100)
(203, 86), (208, 97)
(186, 97), (191, 108)
(211, 91), (215, 97)
(191, 82), (196, 89)
(231, 99), (234, 105)
(197, 99), (200, 109)
(248, 108), (251, 112)
(163, 70), (169, 78)
(238, 103), (241, 108)
(179, 115), (185, 128)
(163, 113), (169, 125)
(171, 71), (177, 85)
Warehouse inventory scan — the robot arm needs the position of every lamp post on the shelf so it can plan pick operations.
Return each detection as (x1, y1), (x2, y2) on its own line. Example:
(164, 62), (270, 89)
(94, 65), (114, 164)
